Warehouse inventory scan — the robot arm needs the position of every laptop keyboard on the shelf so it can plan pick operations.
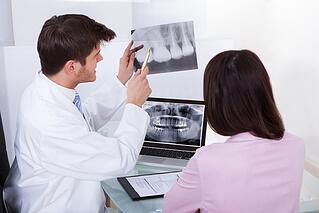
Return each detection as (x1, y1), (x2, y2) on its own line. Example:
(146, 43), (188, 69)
(140, 147), (195, 160)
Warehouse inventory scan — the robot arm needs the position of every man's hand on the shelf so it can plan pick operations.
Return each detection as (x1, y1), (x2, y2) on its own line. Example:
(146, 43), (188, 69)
(127, 67), (152, 107)
(117, 41), (143, 85)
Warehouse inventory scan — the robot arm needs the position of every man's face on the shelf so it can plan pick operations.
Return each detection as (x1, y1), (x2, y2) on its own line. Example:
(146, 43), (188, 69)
(76, 46), (103, 83)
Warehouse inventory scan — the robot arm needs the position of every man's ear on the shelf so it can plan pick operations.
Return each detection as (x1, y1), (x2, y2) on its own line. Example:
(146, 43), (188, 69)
(64, 60), (79, 75)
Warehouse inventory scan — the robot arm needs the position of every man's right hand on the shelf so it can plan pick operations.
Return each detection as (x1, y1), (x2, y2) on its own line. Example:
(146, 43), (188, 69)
(127, 67), (152, 107)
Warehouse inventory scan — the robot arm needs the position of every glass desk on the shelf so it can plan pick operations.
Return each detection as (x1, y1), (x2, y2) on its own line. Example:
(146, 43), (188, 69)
(101, 164), (178, 213)
(101, 165), (319, 213)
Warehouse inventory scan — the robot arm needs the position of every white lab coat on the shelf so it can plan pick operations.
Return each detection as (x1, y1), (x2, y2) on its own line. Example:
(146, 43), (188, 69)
(4, 72), (150, 213)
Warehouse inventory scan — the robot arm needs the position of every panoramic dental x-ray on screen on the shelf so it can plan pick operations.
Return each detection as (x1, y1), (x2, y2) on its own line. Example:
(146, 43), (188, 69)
(143, 100), (204, 146)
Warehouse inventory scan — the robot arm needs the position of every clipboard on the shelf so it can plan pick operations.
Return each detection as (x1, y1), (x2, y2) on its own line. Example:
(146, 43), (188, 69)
(117, 171), (181, 200)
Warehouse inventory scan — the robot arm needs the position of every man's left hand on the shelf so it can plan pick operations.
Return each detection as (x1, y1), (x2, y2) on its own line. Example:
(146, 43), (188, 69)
(117, 41), (143, 85)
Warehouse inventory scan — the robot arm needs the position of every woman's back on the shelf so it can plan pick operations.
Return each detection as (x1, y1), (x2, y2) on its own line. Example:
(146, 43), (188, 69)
(164, 132), (304, 213)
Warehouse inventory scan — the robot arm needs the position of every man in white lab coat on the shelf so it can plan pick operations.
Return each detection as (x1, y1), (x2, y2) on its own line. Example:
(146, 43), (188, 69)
(3, 14), (151, 213)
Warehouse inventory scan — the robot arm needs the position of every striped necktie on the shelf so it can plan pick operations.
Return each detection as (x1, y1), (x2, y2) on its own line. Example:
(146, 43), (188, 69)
(73, 91), (83, 115)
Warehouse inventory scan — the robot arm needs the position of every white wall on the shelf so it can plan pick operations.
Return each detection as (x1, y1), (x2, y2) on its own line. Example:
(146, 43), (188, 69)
(0, 0), (14, 46)
(0, 47), (11, 160)
(206, 0), (319, 164)
(132, 0), (208, 39)
(1, 0), (319, 167)
(11, 0), (133, 45)
(0, 0), (14, 162)
(2, 46), (40, 162)
(267, 0), (319, 164)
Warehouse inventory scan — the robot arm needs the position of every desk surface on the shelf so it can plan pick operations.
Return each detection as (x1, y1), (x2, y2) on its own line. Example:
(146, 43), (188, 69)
(101, 164), (319, 213)
(101, 164), (177, 213)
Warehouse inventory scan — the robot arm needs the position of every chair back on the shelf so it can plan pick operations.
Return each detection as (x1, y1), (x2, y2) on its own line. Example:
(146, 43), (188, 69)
(0, 113), (9, 187)
(0, 113), (9, 213)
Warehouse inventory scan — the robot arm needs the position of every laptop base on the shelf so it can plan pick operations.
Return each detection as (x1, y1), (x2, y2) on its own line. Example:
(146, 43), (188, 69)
(137, 155), (188, 169)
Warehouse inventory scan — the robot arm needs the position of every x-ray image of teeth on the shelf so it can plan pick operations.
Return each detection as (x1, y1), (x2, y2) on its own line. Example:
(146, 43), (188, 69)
(131, 21), (198, 74)
(143, 102), (204, 145)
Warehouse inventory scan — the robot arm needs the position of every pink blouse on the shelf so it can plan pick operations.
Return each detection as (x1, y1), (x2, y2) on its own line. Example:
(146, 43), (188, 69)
(163, 132), (304, 213)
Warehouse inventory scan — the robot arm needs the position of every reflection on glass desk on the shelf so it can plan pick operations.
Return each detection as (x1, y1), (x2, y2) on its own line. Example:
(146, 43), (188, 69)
(101, 165), (319, 213)
(300, 170), (319, 213)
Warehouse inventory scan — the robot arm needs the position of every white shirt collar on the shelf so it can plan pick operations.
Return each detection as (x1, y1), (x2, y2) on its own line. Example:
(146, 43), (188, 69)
(38, 71), (76, 102)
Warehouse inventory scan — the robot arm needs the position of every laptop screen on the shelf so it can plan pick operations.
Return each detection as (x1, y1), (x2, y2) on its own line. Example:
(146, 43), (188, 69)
(142, 97), (207, 152)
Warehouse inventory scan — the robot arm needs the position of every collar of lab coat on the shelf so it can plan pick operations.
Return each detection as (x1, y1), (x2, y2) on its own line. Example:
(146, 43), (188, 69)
(34, 71), (81, 118)
(38, 71), (76, 102)
(35, 71), (90, 130)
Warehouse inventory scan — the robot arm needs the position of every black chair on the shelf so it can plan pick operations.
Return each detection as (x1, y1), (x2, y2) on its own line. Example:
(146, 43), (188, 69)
(0, 113), (10, 213)
(0, 185), (4, 213)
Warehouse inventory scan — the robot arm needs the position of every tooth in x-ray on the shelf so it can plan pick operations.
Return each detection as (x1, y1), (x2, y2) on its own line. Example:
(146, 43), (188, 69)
(147, 28), (171, 63)
(168, 24), (183, 60)
(185, 21), (195, 44)
(135, 42), (154, 63)
(180, 22), (194, 56)
(132, 29), (154, 63)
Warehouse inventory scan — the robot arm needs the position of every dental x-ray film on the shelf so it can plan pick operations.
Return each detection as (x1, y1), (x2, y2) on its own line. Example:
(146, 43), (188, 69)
(142, 98), (205, 147)
(132, 21), (198, 74)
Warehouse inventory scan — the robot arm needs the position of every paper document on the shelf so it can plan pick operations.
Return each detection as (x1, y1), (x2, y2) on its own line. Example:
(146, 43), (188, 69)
(127, 172), (181, 197)
(118, 171), (181, 199)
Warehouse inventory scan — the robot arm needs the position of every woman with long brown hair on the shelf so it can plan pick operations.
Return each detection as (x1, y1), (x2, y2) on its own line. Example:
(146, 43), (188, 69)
(164, 50), (304, 213)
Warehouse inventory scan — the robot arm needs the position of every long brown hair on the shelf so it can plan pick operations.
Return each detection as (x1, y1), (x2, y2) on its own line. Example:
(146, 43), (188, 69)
(203, 50), (284, 139)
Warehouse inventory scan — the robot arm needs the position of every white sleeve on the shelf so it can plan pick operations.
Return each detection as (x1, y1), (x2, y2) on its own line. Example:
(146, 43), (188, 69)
(82, 76), (127, 130)
(39, 104), (150, 181)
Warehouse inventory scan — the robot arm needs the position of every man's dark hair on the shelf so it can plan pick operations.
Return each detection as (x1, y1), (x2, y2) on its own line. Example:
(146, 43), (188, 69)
(37, 14), (116, 75)
(203, 50), (284, 139)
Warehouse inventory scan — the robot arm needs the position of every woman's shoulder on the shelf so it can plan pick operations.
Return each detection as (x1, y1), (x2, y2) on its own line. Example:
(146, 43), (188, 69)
(194, 142), (230, 160)
(194, 131), (304, 158)
(282, 132), (304, 143)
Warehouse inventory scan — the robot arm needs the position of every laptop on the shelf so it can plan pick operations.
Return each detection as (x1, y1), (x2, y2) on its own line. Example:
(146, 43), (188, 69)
(137, 97), (207, 169)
